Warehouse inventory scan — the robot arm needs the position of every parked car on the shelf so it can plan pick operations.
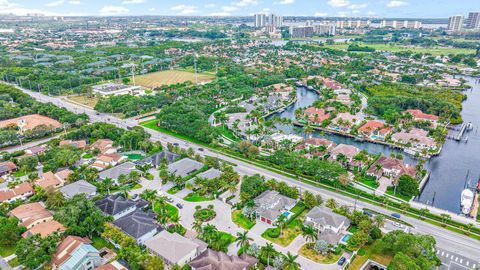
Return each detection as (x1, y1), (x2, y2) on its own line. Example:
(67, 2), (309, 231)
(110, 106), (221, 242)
(198, 148), (204, 152)
(173, 143), (179, 146)
(391, 213), (401, 219)
(363, 210), (373, 217)
(176, 203), (183, 209)
(393, 222), (404, 228)
(166, 197), (173, 203)
(337, 257), (346, 266)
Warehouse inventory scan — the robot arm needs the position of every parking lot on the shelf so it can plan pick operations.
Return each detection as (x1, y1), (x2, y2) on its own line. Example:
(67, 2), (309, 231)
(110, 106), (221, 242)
(437, 248), (478, 270)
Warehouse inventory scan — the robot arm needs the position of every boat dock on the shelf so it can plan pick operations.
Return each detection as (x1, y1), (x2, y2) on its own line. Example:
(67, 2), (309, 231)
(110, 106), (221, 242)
(446, 122), (473, 142)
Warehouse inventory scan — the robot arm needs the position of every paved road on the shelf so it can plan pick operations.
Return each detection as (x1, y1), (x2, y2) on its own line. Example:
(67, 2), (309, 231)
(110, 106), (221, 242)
(9, 83), (480, 261)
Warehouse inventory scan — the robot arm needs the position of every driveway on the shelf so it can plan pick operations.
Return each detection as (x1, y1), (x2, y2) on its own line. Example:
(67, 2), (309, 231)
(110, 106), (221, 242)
(376, 176), (391, 195)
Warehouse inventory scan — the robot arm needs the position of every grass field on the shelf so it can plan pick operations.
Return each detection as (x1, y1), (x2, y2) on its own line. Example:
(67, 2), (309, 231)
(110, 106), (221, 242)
(323, 42), (476, 56)
(67, 95), (99, 108)
(134, 70), (214, 88)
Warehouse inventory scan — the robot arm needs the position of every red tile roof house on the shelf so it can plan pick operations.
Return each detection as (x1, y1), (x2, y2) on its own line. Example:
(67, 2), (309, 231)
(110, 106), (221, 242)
(304, 107), (331, 125)
(391, 128), (437, 150)
(0, 161), (17, 177)
(404, 109), (440, 127)
(304, 138), (335, 151)
(35, 169), (72, 190)
(366, 156), (416, 183)
(9, 202), (65, 238)
(328, 144), (364, 169)
(0, 114), (62, 134)
(0, 182), (34, 203)
(91, 153), (125, 171)
(358, 120), (392, 141)
(89, 139), (117, 154)
(59, 140), (87, 149)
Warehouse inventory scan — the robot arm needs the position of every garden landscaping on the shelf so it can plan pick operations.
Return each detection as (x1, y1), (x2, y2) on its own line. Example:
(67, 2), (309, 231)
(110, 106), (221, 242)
(298, 243), (342, 264)
(194, 206), (216, 222)
(183, 192), (214, 202)
(232, 210), (256, 230)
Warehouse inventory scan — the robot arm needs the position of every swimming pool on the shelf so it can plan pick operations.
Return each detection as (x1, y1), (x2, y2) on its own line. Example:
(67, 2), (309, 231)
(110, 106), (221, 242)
(341, 234), (351, 243)
(282, 211), (293, 219)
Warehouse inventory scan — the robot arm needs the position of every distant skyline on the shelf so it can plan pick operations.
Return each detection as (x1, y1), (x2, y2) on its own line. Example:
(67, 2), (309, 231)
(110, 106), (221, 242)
(0, 0), (478, 18)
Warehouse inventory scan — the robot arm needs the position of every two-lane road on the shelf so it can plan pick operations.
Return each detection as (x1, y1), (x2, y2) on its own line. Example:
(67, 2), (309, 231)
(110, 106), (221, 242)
(7, 83), (480, 262)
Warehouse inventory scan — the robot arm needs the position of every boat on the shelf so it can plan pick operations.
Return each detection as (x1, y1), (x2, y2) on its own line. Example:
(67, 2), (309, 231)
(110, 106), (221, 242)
(460, 189), (474, 215)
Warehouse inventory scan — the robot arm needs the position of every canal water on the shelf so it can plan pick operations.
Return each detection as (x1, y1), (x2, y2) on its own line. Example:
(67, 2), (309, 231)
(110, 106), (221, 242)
(271, 77), (480, 213)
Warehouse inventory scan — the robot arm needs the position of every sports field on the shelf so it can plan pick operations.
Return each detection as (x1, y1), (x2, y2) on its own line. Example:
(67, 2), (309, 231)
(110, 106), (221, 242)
(134, 70), (214, 88)
(323, 42), (476, 56)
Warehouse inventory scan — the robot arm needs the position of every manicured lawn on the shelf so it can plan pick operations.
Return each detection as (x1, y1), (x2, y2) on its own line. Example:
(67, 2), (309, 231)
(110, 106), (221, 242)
(0, 244), (15, 257)
(290, 202), (306, 214)
(323, 42), (476, 56)
(126, 153), (145, 160)
(8, 257), (19, 267)
(154, 202), (179, 220)
(386, 187), (413, 201)
(232, 210), (256, 230)
(12, 171), (26, 177)
(184, 192), (214, 202)
(134, 70), (214, 88)
(141, 119), (209, 147)
(357, 175), (379, 189)
(82, 153), (93, 159)
(167, 186), (181, 194)
(131, 183), (142, 190)
(194, 207), (216, 222)
(347, 243), (393, 270)
(298, 244), (342, 264)
(262, 211), (307, 247)
(91, 236), (113, 250)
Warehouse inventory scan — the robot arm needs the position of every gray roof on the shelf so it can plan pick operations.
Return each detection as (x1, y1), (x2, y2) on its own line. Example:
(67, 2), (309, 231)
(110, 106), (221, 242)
(195, 168), (222, 180)
(317, 229), (343, 245)
(113, 209), (161, 240)
(254, 190), (297, 221)
(145, 231), (206, 264)
(59, 180), (97, 199)
(136, 150), (180, 167)
(95, 194), (148, 216)
(98, 162), (139, 181)
(304, 206), (350, 229)
(167, 158), (204, 178)
(189, 249), (258, 270)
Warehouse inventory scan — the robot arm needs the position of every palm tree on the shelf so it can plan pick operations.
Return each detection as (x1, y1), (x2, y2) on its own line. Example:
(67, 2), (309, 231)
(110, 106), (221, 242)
(374, 215), (385, 228)
(201, 224), (218, 244)
(400, 202), (410, 214)
(282, 252), (301, 270)
(119, 185), (130, 198)
(326, 198), (338, 209)
(440, 213), (451, 226)
(303, 124), (314, 139)
(235, 230), (253, 252)
(419, 208), (429, 220)
(276, 215), (287, 236)
(261, 243), (276, 266)
(301, 225), (318, 245)
(192, 221), (203, 234)
(140, 189), (157, 209)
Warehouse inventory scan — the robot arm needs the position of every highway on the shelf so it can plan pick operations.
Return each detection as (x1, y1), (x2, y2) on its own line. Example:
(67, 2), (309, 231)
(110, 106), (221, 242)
(6, 83), (480, 262)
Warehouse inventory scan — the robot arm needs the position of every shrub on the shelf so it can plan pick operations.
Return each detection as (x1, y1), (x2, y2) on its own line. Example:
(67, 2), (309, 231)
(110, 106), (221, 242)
(267, 228), (280, 238)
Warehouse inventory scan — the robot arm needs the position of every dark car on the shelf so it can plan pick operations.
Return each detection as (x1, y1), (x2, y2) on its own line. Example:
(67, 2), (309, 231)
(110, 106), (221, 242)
(391, 212), (401, 219)
(173, 142), (179, 146)
(337, 257), (346, 266)
(176, 203), (183, 209)
(95, 112), (100, 115)
(198, 148), (204, 151)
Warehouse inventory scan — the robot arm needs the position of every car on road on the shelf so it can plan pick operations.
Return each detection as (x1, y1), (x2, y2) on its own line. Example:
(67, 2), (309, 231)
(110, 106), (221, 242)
(173, 143), (179, 146)
(95, 112), (100, 115)
(391, 213), (401, 219)
(393, 222), (404, 228)
(166, 197), (173, 203)
(176, 203), (183, 209)
(198, 148), (204, 151)
(337, 257), (346, 266)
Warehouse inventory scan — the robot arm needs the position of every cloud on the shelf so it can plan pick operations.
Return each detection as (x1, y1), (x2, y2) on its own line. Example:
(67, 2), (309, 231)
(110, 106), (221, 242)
(276, 0), (295, 4)
(148, 7), (155, 11)
(68, 0), (80, 4)
(314, 12), (328, 16)
(122, 0), (145, 4)
(45, 0), (64, 7)
(100, 6), (129, 15)
(386, 0), (408, 7)
(205, 3), (215, 8)
(170, 4), (197, 15)
(327, 0), (349, 7)
(222, 6), (238, 12)
(348, 3), (367, 9)
(337, 11), (350, 17)
(235, 0), (258, 7)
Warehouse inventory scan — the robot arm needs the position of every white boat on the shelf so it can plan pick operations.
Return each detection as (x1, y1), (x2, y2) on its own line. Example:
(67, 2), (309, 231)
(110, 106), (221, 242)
(460, 189), (474, 215)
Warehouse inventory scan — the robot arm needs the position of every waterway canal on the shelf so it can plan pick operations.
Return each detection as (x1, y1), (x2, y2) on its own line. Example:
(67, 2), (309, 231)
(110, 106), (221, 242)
(271, 77), (480, 213)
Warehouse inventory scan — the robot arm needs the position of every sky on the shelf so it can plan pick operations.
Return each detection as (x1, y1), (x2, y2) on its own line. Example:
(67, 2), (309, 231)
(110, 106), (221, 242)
(0, 0), (478, 18)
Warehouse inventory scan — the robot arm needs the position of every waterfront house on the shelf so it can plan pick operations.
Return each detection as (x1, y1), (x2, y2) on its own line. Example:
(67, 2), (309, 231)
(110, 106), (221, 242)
(330, 112), (360, 133)
(358, 120), (391, 140)
(145, 230), (207, 267)
(304, 107), (330, 125)
(304, 137), (335, 151)
(304, 206), (350, 234)
(253, 190), (297, 225)
(367, 156), (416, 181)
(52, 236), (102, 270)
(189, 249), (258, 270)
(0, 182), (34, 203)
(404, 109), (439, 127)
(329, 144), (360, 163)
(391, 128), (436, 150)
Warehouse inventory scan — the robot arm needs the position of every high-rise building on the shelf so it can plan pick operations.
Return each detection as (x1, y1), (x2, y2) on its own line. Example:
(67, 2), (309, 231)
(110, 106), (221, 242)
(289, 26), (314, 38)
(380, 20), (422, 29)
(254, 13), (283, 28)
(254, 13), (266, 28)
(466, 12), (480, 29)
(336, 20), (370, 29)
(313, 24), (336, 36)
(448, 15), (464, 31)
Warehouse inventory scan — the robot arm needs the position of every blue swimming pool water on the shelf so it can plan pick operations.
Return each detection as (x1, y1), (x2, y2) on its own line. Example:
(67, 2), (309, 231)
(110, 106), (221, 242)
(341, 234), (351, 242)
